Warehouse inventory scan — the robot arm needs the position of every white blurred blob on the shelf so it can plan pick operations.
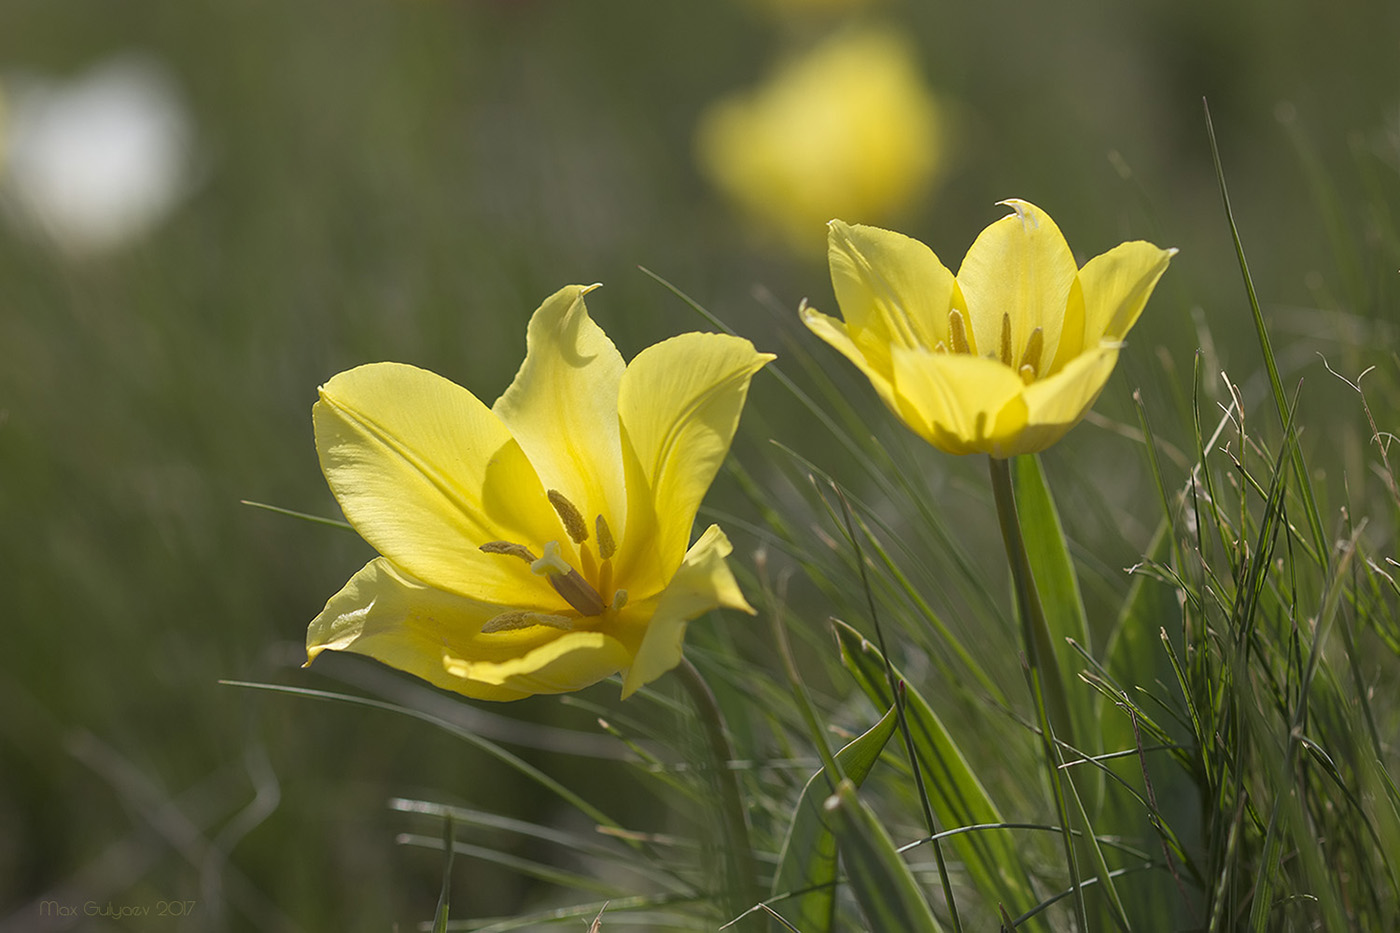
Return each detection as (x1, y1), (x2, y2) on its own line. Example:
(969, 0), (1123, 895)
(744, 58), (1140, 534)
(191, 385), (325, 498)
(0, 54), (194, 256)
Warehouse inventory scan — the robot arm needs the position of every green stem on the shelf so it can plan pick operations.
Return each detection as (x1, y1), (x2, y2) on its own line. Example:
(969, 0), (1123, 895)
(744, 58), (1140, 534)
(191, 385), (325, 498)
(987, 456), (1075, 746)
(674, 657), (760, 929)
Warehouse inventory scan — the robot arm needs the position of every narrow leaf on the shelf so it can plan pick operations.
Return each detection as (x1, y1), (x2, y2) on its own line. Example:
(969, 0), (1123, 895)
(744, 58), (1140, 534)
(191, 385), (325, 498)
(825, 779), (944, 933)
(1011, 455), (1093, 746)
(770, 705), (899, 932)
(835, 620), (1040, 923)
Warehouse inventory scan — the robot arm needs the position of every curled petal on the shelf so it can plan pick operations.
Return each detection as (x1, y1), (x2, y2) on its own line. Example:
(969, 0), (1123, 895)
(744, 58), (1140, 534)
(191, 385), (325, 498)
(307, 558), (565, 701)
(827, 220), (958, 375)
(492, 285), (628, 540)
(800, 304), (900, 413)
(1079, 241), (1178, 342)
(314, 362), (560, 607)
(621, 525), (753, 699)
(616, 332), (772, 595)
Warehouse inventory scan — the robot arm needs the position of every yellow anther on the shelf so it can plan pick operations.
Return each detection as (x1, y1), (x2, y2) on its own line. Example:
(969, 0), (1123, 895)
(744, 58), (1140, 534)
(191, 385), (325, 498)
(482, 611), (574, 633)
(948, 308), (971, 355)
(594, 515), (616, 560)
(1018, 364), (1036, 385)
(611, 589), (628, 611)
(479, 541), (537, 563)
(547, 489), (589, 544)
(999, 312), (1012, 367)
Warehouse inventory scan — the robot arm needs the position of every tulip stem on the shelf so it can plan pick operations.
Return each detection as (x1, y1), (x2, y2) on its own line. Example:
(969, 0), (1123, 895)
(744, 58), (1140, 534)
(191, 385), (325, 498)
(674, 656), (760, 929)
(987, 455), (1089, 929)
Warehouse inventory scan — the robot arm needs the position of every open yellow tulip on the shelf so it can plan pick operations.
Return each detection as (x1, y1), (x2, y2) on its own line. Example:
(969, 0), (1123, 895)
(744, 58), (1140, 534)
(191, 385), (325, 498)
(306, 285), (773, 700)
(803, 200), (1175, 457)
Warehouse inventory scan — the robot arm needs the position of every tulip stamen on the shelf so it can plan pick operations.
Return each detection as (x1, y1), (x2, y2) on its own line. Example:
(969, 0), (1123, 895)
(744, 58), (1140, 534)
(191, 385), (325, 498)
(947, 308), (971, 355)
(595, 515), (616, 560)
(482, 610), (574, 633)
(999, 313), (1013, 367)
(1018, 327), (1044, 384)
(479, 541), (538, 563)
(548, 489), (590, 544)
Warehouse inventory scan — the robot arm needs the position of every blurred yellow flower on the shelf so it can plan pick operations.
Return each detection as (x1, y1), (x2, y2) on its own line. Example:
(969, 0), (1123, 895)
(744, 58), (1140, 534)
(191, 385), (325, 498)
(695, 28), (943, 254)
(307, 285), (772, 700)
(803, 200), (1175, 457)
(745, 0), (882, 15)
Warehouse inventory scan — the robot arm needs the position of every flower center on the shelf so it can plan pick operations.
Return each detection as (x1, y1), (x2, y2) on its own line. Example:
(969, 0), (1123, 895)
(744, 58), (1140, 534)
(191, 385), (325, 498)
(477, 489), (628, 633)
(936, 309), (1043, 385)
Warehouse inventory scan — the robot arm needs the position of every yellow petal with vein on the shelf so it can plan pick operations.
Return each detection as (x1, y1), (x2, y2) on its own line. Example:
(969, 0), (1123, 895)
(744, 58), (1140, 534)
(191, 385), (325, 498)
(1079, 241), (1177, 342)
(800, 304), (900, 413)
(315, 362), (560, 606)
(1012, 345), (1120, 454)
(956, 199), (1077, 372)
(827, 220), (957, 376)
(307, 558), (562, 701)
(492, 285), (628, 538)
(445, 630), (632, 698)
(615, 332), (772, 592)
(621, 525), (752, 699)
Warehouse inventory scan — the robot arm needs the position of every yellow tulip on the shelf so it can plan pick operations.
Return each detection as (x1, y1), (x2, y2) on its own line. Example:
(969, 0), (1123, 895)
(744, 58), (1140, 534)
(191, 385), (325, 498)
(803, 200), (1175, 457)
(695, 28), (943, 254)
(307, 285), (773, 700)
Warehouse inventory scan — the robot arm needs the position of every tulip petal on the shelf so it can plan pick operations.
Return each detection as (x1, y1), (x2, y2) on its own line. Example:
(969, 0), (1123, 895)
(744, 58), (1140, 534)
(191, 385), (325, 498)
(889, 349), (1029, 456)
(1080, 242), (1177, 342)
(444, 629), (632, 698)
(1012, 345), (1121, 454)
(315, 362), (561, 607)
(615, 332), (773, 591)
(620, 525), (753, 699)
(800, 305), (900, 412)
(492, 285), (629, 545)
(828, 220), (958, 376)
(307, 558), (563, 701)
(956, 199), (1077, 374)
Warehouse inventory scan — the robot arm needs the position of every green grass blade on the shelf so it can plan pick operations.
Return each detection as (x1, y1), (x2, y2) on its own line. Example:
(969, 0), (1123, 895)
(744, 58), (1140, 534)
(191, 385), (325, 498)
(221, 680), (623, 831)
(239, 498), (354, 530)
(433, 810), (455, 933)
(768, 705), (899, 933)
(826, 778), (945, 933)
(835, 620), (1040, 923)
(1202, 99), (1327, 559)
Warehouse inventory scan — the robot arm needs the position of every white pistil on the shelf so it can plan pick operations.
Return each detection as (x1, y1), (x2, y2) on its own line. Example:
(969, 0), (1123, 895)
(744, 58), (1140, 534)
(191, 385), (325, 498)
(530, 540), (574, 577)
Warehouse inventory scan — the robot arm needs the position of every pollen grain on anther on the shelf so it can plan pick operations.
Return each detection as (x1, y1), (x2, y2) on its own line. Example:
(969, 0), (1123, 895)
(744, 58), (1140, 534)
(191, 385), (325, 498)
(595, 515), (616, 560)
(547, 489), (590, 544)
(482, 611), (574, 633)
(480, 541), (538, 563)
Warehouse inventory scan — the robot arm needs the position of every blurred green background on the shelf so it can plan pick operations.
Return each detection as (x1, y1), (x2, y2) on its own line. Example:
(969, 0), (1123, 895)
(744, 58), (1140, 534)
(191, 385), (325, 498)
(3, 0), (1398, 929)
